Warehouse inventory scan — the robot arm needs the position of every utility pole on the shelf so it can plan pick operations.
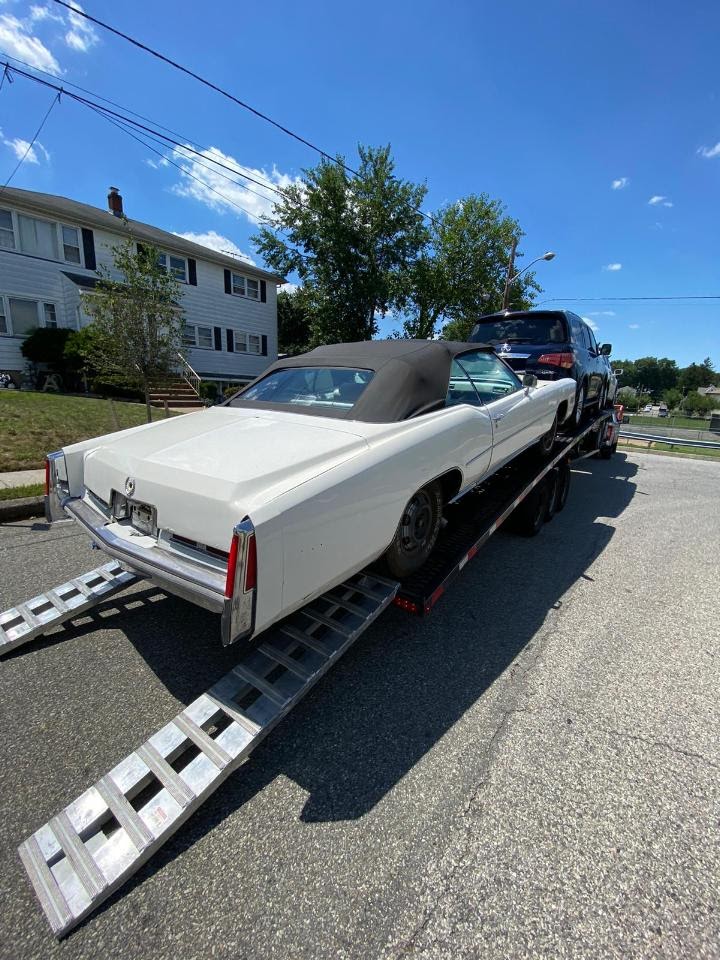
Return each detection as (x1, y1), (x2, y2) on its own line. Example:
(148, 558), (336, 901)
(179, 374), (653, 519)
(502, 238), (518, 310)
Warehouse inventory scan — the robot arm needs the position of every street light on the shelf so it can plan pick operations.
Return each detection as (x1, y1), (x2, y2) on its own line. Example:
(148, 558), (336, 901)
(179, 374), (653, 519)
(502, 250), (556, 309)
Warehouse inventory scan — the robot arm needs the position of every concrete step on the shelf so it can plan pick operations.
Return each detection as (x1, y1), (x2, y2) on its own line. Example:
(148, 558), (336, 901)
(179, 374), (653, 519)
(149, 398), (205, 408)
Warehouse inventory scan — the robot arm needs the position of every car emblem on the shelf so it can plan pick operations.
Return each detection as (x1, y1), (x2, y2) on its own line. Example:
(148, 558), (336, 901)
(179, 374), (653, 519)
(124, 477), (136, 498)
(499, 342), (510, 353)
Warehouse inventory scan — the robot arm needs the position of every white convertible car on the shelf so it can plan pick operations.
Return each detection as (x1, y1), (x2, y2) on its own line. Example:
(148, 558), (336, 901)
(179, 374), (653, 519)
(46, 341), (576, 646)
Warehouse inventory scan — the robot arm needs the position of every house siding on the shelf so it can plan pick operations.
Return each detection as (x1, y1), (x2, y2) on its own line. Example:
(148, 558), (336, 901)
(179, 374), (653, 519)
(0, 195), (279, 383)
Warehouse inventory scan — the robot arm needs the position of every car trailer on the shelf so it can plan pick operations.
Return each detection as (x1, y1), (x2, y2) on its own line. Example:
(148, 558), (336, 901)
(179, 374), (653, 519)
(0, 406), (619, 938)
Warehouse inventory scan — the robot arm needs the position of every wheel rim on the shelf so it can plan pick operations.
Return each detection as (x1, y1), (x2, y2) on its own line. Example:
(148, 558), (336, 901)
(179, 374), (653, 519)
(399, 490), (434, 556)
(575, 387), (585, 425)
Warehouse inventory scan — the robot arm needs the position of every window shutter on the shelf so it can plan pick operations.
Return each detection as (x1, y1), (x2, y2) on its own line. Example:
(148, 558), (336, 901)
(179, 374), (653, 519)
(224, 269), (232, 294)
(188, 258), (197, 286)
(226, 329), (234, 352)
(261, 335), (268, 356)
(214, 326), (222, 351)
(260, 280), (267, 303)
(81, 228), (96, 271)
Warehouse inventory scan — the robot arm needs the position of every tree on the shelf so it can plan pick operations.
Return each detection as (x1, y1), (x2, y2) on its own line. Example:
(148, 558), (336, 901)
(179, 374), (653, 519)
(617, 387), (639, 411)
(683, 392), (714, 417)
(277, 288), (312, 356)
(399, 195), (539, 342)
(254, 145), (429, 345)
(82, 236), (185, 421)
(678, 358), (718, 392)
(662, 388), (682, 411)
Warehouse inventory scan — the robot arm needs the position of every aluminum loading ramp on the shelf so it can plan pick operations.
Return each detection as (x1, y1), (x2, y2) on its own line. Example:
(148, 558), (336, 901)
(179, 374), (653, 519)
(11, 569), (397, 937)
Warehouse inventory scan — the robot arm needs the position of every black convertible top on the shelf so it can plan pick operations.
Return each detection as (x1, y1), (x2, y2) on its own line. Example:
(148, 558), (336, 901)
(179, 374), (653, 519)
(229, 340), (494, 423)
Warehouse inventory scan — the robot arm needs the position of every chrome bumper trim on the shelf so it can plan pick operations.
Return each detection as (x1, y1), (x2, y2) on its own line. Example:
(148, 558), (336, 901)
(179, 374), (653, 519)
(64, 498), (226, 614)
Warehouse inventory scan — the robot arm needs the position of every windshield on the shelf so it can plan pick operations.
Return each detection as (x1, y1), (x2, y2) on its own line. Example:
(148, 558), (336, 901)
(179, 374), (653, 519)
(229, 367), (374, 412)
(471, 313), (568, 345)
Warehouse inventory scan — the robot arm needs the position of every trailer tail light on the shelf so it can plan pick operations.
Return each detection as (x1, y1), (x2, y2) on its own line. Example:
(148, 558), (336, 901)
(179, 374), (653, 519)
(536, 352), (575, 369)
(221, 518), (257, 646)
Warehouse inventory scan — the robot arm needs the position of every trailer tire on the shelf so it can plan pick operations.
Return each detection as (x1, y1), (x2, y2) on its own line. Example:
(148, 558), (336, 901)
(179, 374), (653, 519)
(544, 468), (560, 521)
(553, 459), (571, 512)
(384, 481), (443, 578)
(509, 480), (550, 537)
(599, 443), (613, 460)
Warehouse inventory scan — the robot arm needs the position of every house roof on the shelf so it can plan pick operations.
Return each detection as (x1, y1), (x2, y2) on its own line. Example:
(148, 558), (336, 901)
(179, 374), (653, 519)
(1, 186), (285, 284)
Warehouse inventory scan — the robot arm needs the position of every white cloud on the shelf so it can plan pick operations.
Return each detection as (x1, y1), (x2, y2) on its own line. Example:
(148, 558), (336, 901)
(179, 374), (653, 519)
(588, 310), (616, 317)
(603, 263), (622, 271)
(0, 12), (61, 72)
(29, 5), (64, 23)
(611, 177), (629, 190)
(173, 230), (255, 264)
(64, 1), (98, 52)
(698, 142), (720, 159)
(169, 144), (302, 223)
(648, 195), (673, 207)
(629, 324), (640, 330)
(145, 156), (169, 170)
(279, 282), (299, 294)
(0, 128), (49, 164)
(582, 316), (599, 332)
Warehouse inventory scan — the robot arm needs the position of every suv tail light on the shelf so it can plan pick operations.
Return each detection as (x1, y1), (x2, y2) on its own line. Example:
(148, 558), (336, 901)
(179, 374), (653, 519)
(536, 352), (575, 369)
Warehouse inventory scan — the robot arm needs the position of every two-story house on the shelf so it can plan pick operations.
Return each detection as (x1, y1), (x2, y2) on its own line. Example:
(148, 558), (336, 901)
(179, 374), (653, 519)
(0, 185), (283, 394)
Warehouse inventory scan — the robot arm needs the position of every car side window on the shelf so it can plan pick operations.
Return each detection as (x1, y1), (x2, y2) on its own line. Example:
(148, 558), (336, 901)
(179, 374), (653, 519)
(455, 350), (521, 404)
(570, 314), (588, 349)
(445, 360), (482, 407)
(586, 326), (599, 354)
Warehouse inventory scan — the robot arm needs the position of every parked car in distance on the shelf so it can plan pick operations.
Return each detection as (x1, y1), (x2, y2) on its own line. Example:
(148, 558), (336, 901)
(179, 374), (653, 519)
(644, 403), (653, 412)
(658, 405), (669, 417)
(469, 309), (613, 425)
(46, 340), (576, 648)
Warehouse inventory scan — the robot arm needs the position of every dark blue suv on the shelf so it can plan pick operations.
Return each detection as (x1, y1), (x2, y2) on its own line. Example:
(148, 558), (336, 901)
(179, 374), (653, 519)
(469, 309), (612, 425)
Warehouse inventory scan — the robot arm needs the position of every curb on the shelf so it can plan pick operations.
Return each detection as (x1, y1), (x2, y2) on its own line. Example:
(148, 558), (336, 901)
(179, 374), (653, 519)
(0, 496), (45, 523)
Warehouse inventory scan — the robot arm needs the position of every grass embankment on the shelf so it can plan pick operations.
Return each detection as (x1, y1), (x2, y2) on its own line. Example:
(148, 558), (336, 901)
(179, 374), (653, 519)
(626, 414), (711, 430)
(0, 482), (45, 501)
(618, 439), (720, 461)
(0, 392), (176, 472)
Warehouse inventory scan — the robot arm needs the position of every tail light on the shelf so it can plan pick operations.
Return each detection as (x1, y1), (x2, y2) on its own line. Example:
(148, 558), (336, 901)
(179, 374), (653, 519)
(536, 352), (575, 369)
(45, 458), (51, 496)
(221, 518), (257, 646)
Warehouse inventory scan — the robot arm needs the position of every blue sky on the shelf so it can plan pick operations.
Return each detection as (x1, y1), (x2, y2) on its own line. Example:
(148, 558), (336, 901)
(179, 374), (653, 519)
(0, 0), (718, 367)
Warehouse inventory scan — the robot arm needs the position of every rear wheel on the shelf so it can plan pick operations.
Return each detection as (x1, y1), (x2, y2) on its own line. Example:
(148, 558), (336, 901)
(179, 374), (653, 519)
(537, 414), (558, 458)
(574, 384), (586, 426)
(553, 459), (571, 512)
(384, 481), (443, 578)
(509, 481), (550, 537)
(544, 468), (560, 521)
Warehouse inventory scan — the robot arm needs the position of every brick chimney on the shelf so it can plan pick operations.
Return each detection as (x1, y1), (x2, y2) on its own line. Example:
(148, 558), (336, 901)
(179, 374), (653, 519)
(107, 186), (123, 217)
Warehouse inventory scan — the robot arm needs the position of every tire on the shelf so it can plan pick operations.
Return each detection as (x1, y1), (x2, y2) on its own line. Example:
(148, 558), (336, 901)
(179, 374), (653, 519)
(537, 414), (558, 458)
(574, 384), (586, 426)
(384, 481), (443, 578)
(544, 468), (560, 521)
(509, 481), (550, 537)
(599, 443), (613, 460)
(553, 459), (571, 512)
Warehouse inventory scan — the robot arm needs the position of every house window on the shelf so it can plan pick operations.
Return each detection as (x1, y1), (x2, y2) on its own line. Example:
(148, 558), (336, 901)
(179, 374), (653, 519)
(0, 209), (15, 250)
(231, 272), (260, 299)
(18, 214), (59, 260)
(182, 323), (212, 349)
(43, 303), (58, 328)
(8, 297), (41, 336)
(157, 252), (188, 282)
(0, 299), (6, 334)
(234, 331), (262, 354)
(62, 225), (81, 264)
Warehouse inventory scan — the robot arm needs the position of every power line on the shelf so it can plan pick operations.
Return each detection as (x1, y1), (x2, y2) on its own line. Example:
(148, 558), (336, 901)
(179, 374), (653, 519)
(0, 51), (286, 200)
(539, 296), (720, 303)
(49, 1), (438, 228)
(0, 89), (60, 196)
(52, 0), (358, 176)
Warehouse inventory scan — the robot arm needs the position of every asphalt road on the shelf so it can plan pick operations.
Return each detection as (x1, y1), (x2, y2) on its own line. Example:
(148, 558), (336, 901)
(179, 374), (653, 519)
(0, 452), (718, 960)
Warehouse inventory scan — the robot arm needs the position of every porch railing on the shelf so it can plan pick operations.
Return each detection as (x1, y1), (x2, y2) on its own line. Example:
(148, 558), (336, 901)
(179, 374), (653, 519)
(176, 351), (202, 396)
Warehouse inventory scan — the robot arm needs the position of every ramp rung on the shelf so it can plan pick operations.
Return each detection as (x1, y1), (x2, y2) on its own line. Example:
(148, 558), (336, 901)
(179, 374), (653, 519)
(0, 562), (136, 656)
(19, 571), (399, 937)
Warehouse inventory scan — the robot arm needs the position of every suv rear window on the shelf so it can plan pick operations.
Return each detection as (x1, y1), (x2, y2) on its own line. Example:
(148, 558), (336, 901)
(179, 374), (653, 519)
(471, 312), (568, 345)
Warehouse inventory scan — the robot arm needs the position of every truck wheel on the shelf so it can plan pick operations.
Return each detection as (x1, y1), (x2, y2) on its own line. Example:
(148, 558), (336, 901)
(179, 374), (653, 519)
(544, 468), (560, 521)
(553, 459), (571, 512)
(509, 481), (550, 537)
(384, 481), (443, 578)
(599, 443), (613, 460)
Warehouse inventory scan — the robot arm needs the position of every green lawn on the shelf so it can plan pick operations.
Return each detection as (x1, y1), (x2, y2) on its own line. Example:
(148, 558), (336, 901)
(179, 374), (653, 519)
(626, 414), (711, 430)
(0, 482), (45, 501)
(618, 439), (720, 460)
(0, 392), (178, 472)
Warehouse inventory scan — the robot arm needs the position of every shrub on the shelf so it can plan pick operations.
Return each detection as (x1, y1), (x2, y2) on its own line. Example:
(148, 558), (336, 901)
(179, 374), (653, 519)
(20, 328), (71, 366)
(199, 381), (219, 403)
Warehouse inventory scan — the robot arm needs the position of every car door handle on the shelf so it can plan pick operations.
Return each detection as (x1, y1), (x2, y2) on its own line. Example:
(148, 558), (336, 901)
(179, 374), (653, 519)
(492, 414), (505, 422)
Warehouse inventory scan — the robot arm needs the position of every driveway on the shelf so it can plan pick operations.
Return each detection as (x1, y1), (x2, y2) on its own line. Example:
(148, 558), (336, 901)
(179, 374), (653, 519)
(0, 452), (718, 959)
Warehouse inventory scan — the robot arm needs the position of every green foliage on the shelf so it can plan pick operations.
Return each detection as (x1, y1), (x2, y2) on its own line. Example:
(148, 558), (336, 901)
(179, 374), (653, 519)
(20, 327), (71, 366)
(400, 195), (539, 341)
(678, 358), (719, 392)
(198, 381), (219, 402)
(662, 388), (682, 410)
(63, 325), (101, 377)
(254, 145), (429, 345)
(81, 233), (185, 420)
(683, 392), (716, 416)
(617, 387), (639, 410)
(277, 288), (312, 355)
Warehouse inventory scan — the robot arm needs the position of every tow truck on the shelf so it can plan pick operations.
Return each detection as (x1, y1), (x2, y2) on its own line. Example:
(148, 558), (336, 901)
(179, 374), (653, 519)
(1, 406), (621, 938)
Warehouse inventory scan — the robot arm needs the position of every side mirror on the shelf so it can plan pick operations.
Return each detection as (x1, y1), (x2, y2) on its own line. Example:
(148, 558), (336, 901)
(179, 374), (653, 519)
(612, 367), (624, 377)
(600, 343), (612, 356)
(522, 373), (538, 389)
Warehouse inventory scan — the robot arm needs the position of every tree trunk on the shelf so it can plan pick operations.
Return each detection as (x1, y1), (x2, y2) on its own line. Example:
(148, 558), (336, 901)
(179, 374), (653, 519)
(143, 375), (152, 423)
